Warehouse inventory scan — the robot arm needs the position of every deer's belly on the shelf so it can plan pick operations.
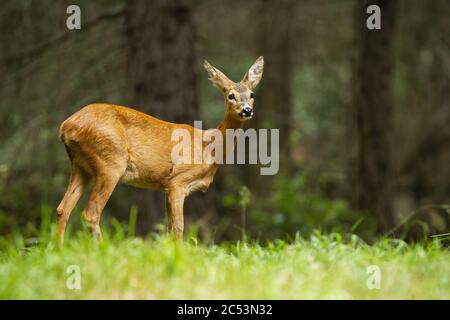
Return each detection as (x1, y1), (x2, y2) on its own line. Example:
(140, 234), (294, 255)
(120, 161), (167, 191)
(120, 177), (163, 190)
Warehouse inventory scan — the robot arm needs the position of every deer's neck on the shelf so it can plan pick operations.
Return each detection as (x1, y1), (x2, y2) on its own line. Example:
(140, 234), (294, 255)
(216, 112), (244, 161)
(191, 112), (244, 190)
(217, 113), (244, 135)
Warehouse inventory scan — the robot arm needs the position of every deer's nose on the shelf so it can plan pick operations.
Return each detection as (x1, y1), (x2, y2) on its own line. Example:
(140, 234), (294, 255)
(242, 106), (253, 117)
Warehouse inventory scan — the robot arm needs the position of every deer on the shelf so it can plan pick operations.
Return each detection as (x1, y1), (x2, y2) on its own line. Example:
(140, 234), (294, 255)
(56, 56), (264, 246)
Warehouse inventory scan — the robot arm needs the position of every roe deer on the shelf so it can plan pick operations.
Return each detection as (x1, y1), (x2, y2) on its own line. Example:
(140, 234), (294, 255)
(56, 56), (264, 245)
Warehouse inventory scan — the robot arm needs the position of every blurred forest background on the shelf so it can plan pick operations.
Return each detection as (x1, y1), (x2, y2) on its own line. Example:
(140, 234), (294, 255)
(0, 0), (449, 242)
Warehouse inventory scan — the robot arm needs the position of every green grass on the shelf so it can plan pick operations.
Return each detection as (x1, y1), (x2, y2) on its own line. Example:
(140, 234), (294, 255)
(0, 229), (449, 299)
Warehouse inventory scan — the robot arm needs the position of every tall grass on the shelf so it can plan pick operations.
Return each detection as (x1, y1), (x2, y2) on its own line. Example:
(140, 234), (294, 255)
(0, 220), (448, 299)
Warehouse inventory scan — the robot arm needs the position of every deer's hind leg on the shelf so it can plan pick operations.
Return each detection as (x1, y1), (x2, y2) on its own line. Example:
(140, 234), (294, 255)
(80, 155), (127, 240)
(57, 163), (91, 247)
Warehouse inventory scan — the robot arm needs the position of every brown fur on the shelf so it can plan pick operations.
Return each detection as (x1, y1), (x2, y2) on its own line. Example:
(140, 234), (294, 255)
(56, 57), (264, 245)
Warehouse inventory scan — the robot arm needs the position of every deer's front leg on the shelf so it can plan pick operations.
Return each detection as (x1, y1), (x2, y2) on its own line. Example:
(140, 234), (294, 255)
(166, 188), (186, 240)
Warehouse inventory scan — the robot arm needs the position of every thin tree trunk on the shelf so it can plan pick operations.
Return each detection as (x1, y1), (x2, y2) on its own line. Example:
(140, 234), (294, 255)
(351, 0), (398, 232)
(257, 0), (294, 161)
(244, 0), (294, 192)
(126, 0), (199, 235)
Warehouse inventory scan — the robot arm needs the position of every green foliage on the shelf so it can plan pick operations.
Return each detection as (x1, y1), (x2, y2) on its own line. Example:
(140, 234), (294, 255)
(293, 64), (350, 138)
(0, 227), (448, 299)
(1, 0), (449, 243)
(250, 171), (377, 240)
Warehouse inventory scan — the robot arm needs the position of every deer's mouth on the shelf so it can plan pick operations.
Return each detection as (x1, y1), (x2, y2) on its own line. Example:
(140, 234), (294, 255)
(239, 109), (254, 119)
(239, 112), (253, 119)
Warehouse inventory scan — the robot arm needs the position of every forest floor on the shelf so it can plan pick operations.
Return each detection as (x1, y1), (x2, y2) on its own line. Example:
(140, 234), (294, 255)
(0, 230), (449, 299)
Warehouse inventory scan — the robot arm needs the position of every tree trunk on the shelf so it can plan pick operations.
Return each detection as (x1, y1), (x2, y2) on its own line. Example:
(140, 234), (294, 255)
(257, 0), (294, 163)
(125, 0), (199, 235)
(351, 0), (398, 232)
(245, 0), (295, 191)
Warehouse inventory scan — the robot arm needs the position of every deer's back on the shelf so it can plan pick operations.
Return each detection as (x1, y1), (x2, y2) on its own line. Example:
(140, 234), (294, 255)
(59, 104), (180, 189)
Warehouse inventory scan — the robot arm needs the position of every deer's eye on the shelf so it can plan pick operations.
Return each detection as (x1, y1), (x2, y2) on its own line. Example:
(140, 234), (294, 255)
(250, 92), (254, 99)
(228, 93), (235, 100)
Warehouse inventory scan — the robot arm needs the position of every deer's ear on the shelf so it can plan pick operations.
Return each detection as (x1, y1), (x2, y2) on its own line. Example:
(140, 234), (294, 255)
(241, 56), (264, 89)
(203, 60), (234, 91)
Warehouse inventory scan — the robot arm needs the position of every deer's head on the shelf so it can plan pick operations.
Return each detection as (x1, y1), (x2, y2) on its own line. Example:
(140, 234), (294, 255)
(203, 56), (264, 121)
